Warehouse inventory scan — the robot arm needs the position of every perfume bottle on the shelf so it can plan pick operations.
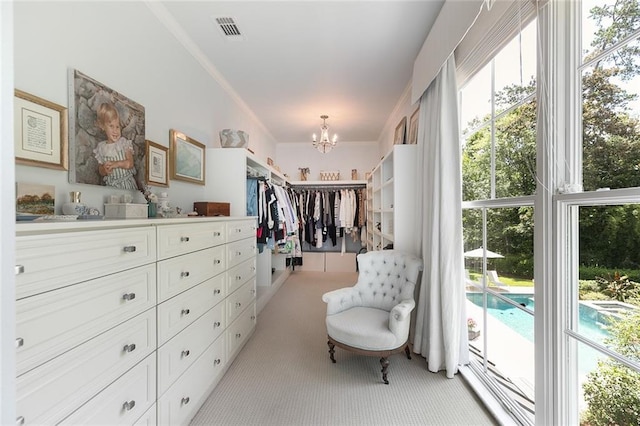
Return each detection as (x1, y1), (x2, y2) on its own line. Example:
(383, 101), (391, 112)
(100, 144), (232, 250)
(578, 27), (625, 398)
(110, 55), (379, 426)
(62, 191), (86, 215)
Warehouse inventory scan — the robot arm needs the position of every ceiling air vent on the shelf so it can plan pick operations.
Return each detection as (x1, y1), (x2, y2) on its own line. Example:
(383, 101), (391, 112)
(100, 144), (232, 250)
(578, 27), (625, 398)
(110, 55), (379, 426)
(213, 16), (245, 41)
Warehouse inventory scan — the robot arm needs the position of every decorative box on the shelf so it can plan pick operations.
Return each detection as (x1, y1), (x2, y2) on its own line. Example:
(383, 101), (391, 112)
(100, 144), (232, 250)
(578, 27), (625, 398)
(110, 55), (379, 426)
(104, 203), (148, 219)
(320, 171), (340, 181)
(193, 202), (230, 217)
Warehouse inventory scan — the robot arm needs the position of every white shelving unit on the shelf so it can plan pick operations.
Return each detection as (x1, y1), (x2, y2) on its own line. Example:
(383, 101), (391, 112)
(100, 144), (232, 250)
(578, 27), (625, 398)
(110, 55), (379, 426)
(366, 145), (418, 255)
(205, 148), (290, 313)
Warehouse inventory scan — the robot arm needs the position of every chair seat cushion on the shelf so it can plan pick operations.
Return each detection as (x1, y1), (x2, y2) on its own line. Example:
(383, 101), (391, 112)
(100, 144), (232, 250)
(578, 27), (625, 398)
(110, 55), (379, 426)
(326, 307), (403, 351)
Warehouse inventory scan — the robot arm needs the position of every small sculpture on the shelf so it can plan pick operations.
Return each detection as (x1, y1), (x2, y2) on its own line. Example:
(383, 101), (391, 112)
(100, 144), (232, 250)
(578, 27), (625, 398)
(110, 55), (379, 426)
(299, 167), (310, 181)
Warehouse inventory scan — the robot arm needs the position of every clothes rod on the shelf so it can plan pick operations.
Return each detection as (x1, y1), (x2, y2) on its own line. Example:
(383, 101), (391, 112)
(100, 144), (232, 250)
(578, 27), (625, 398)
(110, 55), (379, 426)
(290, 184), (366, 191)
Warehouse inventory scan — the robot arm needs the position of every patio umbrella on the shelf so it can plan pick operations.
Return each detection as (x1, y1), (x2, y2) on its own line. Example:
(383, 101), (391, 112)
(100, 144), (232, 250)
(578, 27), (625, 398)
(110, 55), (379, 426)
(463, 247), (504, 258)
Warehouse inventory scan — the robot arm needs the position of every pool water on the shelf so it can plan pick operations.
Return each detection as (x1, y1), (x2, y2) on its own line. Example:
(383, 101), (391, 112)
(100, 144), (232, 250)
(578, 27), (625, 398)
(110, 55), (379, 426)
(466, 293), (610, 344)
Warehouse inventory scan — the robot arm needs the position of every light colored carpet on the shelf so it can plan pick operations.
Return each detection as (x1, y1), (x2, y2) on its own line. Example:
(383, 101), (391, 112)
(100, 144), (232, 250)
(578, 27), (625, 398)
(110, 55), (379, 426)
(190, 271), (497, 426)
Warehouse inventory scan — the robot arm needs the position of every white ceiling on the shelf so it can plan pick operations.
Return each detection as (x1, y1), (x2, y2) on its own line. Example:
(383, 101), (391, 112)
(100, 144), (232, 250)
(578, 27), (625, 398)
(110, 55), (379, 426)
(159, 1), (444, 144)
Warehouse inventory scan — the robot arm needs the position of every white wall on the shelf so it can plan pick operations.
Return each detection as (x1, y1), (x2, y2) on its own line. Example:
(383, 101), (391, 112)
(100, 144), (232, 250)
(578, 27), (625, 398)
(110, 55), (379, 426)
(377, 84), (419, 156)
(276, 141), (380, 181)
(1, 2), (16, 424)
(13, 1), (277, 214)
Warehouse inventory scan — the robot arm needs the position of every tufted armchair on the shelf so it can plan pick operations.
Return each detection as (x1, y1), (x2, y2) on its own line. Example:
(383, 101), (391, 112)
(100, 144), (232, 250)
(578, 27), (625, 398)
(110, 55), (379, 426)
(322, 250), (423, 384)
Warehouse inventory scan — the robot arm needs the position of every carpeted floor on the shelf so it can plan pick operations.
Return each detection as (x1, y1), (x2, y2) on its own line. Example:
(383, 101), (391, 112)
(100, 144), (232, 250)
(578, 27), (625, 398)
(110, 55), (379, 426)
(190, 271), (498, 426)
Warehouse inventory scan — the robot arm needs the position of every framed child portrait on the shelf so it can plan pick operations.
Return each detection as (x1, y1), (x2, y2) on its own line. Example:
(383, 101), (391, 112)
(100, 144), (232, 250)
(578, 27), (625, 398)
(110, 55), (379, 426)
(68, 69), (146, 190)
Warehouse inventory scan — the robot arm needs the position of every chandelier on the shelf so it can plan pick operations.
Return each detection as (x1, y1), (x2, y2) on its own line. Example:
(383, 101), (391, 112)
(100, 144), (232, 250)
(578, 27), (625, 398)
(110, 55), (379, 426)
(312, 115), (338, 153)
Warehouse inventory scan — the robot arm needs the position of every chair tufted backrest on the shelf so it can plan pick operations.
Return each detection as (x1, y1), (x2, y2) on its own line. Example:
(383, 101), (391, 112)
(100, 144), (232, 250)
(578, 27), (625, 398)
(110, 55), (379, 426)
(354, 250), (423, 311)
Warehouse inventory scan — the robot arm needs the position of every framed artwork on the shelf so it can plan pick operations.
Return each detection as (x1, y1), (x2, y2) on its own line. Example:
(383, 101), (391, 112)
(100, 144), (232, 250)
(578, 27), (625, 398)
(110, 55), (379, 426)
(408, 107), (419, 145)
(394, 116), (407, 145)
(145, 140), (169, 187)
(68, 69), (146, 190)
(170, 129), (206, 185)
(16, 182), (55, 217)
(14, 89), (68, 170)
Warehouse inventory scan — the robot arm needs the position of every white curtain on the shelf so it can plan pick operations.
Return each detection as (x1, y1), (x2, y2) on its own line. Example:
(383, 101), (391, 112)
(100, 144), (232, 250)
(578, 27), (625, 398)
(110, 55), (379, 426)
(412, 54), (469, 378)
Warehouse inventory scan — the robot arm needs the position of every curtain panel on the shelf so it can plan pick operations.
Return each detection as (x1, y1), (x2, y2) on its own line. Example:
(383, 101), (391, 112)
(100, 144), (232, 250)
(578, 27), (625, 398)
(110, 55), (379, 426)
(412, 55), (469, 378)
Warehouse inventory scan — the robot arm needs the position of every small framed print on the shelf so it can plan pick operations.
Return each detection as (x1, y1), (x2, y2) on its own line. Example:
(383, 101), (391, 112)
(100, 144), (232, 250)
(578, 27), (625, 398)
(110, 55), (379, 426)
(169, 129), (206, 185)
(145, 140), (169, 187)
(394, 116), (407, 145)
(408, 107), (419, 145)
(14, 89), (68, 170)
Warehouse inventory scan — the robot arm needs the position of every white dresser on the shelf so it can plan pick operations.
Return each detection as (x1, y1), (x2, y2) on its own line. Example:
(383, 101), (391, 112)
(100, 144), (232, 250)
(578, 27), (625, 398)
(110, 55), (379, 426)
(14, 217), (257, 426)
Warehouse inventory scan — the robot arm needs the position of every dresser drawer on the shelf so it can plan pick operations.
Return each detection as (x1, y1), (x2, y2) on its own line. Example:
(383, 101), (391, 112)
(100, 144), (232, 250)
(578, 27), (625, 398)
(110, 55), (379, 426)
(226, 279), (256, 325)
(59, 354), (156, 425)
(157, 222), (226, 260)
(226, 238), (256, 269)
(227, 302), (256, 360)
(158, 302), (226, 396)
(226, 220), (256, 243)
(227, 257), (256, 294)
(16, 227), (156, 299)
(16, 264), (156, 376)
(157, 336), (226, 426)
(157, 246), (225, 302)
(157, 273), (226, 345)
(134, 404), (157, 426)
(17, 309), (156, 425)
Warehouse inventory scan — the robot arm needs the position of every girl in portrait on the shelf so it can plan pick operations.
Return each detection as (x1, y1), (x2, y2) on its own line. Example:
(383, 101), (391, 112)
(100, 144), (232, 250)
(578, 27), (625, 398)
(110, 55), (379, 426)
(94, 102), (138, 189)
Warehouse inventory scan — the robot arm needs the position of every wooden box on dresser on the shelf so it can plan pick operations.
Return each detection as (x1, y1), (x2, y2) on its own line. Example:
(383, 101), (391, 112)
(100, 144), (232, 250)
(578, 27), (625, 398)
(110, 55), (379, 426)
(14, 216), (257, 426)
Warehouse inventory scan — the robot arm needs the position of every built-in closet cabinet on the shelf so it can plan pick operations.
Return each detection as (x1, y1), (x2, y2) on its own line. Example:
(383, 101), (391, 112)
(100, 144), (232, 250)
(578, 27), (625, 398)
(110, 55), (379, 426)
(366, 144), (418, 255)
(205, 148), (290, 313)
(14, 217), (256, 426)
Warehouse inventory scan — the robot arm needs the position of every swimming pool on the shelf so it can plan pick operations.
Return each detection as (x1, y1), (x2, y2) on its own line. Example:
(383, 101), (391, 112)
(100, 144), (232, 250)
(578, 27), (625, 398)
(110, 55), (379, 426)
(466, 293), (611, 344)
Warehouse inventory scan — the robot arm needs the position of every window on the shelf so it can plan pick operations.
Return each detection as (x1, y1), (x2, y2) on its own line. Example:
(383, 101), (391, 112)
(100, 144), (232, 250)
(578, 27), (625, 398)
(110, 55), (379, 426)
(459, 17), (537, 425)
(559, 1), (640, 423)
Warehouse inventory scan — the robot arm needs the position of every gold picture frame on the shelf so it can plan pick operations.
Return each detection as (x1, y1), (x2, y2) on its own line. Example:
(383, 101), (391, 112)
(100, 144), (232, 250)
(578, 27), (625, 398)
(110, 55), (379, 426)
(408, 107), (419, 145)
(14, 89), (68, 170)
(145, 140), (169, 187)
(169, 129), (206, 185)
(394, 116), (407, 145)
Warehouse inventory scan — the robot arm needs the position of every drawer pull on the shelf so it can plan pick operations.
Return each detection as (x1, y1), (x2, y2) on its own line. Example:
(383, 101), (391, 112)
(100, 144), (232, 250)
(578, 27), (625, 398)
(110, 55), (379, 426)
(181, 271), (190, 278)
(181, 397), (190, 405)
(236, 302), (242, 308)
(122, 400), (136, 411)
(180, 236), (190, 242)
(213, 321), (221, 328)
(251, 289), (256, 295)
(236, 229), (242, 233)
(16, 416), (25, 425)
(235, 333), (242, 339)
(122, 293), (136, 301)
(214, 231), (221, 236)
(123, 246), (137, 253)
(15, 265), (25, 275)
(236, 251), (242, 256)
(123, 343), (136, 353)
(214, 358), (221, 366)
(181, 308), (190, 316)
(214, 289), (221, 295)
(16, 337), (24, 348)
(214, 259), (222, 265)
(181, 350), (190, 357)
(251, 315), (256, 321)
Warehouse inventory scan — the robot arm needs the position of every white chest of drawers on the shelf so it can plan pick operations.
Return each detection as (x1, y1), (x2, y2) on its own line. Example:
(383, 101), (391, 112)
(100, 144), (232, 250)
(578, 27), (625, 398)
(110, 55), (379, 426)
(14, 217), (257, 426)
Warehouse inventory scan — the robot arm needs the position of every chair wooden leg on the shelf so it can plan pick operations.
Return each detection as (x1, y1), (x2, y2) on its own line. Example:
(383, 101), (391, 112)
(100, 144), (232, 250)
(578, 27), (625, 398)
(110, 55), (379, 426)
(404, 344), (411, 360)
(380, 357), (390, 384)
(328, 340), (336, 363)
